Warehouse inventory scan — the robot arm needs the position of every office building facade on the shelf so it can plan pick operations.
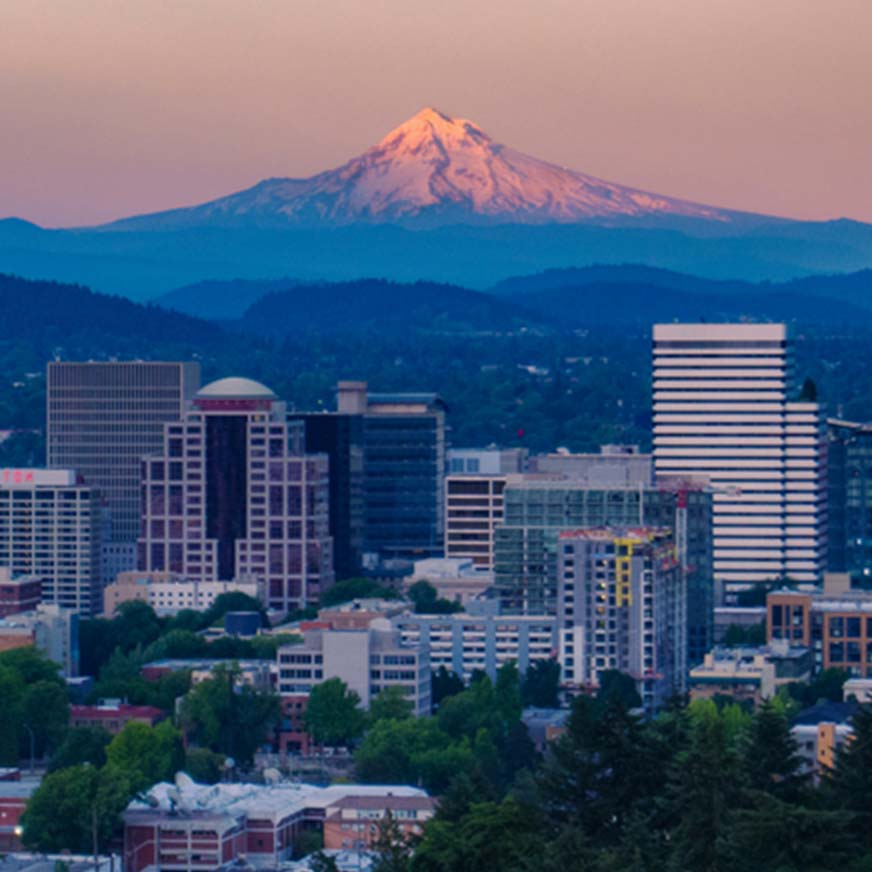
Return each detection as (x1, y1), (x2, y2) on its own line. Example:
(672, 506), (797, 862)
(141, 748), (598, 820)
(336, 382), (446, 560)
(138, 377), (333, 613)
(0, 468), (102, 615)
(827, 418), (872, 580)
(557, 528), (686, 712)
(652, 323), (826, 589)
(47, 361), (200, 576)
(444, 475), (507, 570)
(289, 412), (365, 580)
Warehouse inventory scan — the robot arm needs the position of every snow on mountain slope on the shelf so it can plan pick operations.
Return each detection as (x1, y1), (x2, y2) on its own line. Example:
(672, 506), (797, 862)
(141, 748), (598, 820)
(108, 107), (737, 229)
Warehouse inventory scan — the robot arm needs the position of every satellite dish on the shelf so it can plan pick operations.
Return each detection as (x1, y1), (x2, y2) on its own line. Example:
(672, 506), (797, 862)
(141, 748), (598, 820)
(175, 772), (197, 791)
(224, 757), (236, 770)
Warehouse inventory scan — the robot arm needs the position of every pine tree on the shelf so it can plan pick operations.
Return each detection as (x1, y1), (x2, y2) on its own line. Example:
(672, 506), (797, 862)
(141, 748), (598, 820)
(829, 705), (872, 849)
(742, 700), (806, 800)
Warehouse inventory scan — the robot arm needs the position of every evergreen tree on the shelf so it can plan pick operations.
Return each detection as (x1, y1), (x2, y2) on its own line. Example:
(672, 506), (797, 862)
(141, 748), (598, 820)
(829, 705), (872, 849)
(742, 701), (806, 800)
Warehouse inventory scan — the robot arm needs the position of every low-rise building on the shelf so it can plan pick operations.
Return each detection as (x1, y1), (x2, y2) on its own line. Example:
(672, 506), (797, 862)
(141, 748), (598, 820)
(277, 624), (430, 717)
(791, 701), (857, 781)
(404, 558), (493, 605)
(123, 775), (431, 872)
(0, 776), (40, 852)
(768, 572), (872, 677)
(521, 708), (570, 752)
(103, 571), (262, 617)
(688, 642), (812, 705)
(69, 702), (165, 734)
(394, 612), (557, 683)
(323, 794), (436, 852)
(0, 569), (42, 619)
(0, 604), (79, 676)
(140, 658), (274, 690)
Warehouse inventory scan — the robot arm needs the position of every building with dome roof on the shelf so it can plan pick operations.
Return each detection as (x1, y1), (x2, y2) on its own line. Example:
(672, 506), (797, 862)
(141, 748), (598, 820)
(137, 376), (334, 611)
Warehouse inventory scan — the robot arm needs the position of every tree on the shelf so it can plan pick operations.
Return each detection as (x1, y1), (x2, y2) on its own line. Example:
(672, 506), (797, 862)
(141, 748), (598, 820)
(21, 764), (131, 854)
(431, 667), (464, 709)
(665, 703), (746, 871)
(522, 658), (560, 708)
(105, 720), (185, 792)
(371, 811), (413, 872)
(320, 577), (397, 607)
(829, 705), (872, 849)
(184, 747), (225, 784)
(0, 646), (63, 685)
(200, 591), (266, 628)
(0, 664), (25, 764)
(407, 580), (462, 614)
(304, 678), (366, 747)
(742, 701), (805, 800)
(180, 664), (280, 764)
(21, 680), (70, 758)
(369, 687), (414, 723)
(48, 727), (112, 772)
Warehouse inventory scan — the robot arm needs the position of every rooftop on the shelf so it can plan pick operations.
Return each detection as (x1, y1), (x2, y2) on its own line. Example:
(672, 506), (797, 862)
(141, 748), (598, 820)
(196, 377), (277, 401)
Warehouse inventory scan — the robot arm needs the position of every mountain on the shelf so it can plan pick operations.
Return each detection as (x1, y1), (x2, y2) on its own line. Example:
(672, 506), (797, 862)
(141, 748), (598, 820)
(108, 108), (737, 231)
(3, 110), (872, 296)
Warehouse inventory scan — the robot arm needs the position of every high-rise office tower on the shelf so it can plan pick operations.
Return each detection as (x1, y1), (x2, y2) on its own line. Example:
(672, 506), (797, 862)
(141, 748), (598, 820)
(652, 323), (826, 590)
(47, 361), (200, 577)
(138, 377), (333, 612)
(827, 418), (872, 580)
(288, 412), (365, 581)
(337, 382), (446, 561)
(0, 469), (102, 615)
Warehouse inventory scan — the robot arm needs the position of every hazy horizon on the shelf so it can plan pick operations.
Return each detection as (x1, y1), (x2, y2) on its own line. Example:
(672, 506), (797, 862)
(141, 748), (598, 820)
(2, 0), (870, 227)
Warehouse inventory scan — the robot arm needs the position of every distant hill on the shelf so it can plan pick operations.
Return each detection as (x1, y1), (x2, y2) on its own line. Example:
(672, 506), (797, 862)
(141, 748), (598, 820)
(238, 278), (544, 335)
(157, 277), (301, 320)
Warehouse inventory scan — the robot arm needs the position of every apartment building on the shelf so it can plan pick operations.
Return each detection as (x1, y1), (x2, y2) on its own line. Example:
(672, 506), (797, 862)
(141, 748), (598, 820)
(556, 527), (686, 713)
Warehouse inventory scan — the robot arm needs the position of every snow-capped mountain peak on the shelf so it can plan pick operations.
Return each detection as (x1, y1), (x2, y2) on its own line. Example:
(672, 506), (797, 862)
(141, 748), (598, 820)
(109, 108), (735, 229)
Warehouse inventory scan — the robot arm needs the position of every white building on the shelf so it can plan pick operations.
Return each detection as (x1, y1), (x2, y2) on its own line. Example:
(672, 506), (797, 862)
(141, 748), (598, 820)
(0, 468), (102, 615)
(277, 623), (431, 716)
(652, 323), (826, 590)
(103, 570), (262, 617)
(394, 612), (557, 682)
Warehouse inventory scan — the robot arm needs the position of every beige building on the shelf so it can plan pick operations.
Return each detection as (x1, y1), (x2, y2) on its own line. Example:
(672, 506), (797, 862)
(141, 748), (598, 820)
(0, 603), (79, 675)
(277, 622), (431, 716)
(103, 570), (261, 616)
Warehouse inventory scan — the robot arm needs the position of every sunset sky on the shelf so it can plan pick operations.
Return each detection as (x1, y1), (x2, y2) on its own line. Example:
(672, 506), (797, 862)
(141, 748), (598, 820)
(2, 0), (870, 227)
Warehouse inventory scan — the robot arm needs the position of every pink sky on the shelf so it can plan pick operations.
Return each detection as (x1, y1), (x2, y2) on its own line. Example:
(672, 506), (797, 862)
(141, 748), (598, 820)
(2, 0), (870, 227)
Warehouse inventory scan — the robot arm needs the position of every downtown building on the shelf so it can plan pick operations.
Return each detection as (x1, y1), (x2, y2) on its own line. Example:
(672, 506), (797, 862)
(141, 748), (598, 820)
(137, 377), (333, 613)
(493, 477), (713, 663)
(557, 527), (686, 713)
(47, 361), (200, 577)
(652, 323), (826, 591)
(0, 468), (102, 615)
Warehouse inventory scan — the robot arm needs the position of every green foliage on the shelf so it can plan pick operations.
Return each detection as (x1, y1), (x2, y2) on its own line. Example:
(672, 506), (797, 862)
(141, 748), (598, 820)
(0, 648), (68, 764)
(787, 668), (850, 708)
(304, 678), (366, 747)
(369, 687), (414, 723)
(431, 667), (464, 709)
(105, 720), (185, 793)
(371, 812), (414, 872)
(407, 581), (462, 615)
(829, 705), (872, 848)
(48, 727), (112, 773)
(199, 592), (266, 628)
(522, 658), (561, 708)
(722, 622), (767, 647)
(320, 577), (398, 607)
(184, 747), (226, 784)
(180, 663), (280, 764)
(21, 764), (132, 853)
